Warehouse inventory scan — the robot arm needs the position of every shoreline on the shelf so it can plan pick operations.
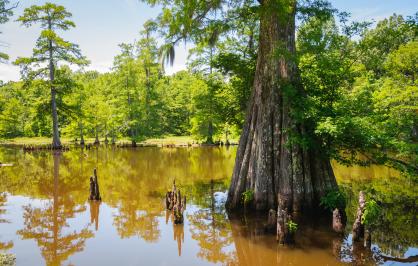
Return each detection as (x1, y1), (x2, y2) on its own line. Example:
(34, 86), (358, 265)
(0, 136), (239, 149)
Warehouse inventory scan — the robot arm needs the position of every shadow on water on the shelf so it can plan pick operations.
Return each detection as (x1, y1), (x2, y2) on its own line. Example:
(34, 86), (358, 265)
(0, 146), (415, 265)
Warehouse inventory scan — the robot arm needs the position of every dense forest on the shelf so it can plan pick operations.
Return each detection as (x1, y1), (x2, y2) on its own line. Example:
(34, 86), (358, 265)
(0, 1), (417, 175)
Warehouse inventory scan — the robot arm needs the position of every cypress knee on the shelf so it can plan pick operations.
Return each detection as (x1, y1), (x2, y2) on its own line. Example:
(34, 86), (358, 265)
(89, 176), (95, 200)
(332, 208), (345, 233)
(352, 191), (366, 241)
(266, 209), (277, 232)
(93, 168), (101, 200)
(88, 168), (101, 201)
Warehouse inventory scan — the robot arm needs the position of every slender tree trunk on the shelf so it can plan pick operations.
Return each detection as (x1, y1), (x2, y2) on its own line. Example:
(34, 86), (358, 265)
(49, 19), (61, 149)
(207, 120), (214, 144)
(79, 121), (85, 146)
(226, 0), (338, 212)
(94, 124), (100, 144)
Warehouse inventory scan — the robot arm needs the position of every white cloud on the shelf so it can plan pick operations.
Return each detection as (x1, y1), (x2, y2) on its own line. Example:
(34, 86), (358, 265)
(0, 63), (20, 82)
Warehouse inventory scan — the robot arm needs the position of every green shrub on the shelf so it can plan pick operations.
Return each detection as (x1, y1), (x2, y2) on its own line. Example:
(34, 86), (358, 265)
(320, 190), (346, 211)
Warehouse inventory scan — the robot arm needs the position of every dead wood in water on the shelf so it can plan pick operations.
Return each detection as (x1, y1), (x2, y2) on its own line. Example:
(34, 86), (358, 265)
(276, 207), (291, 244)
(265, 209), (276, 232)
(332, 208), (345, 233)
(352, 191), (366, 242)
(88, 168), (101, 201)
(165, 180), (186, 224)
(276, 195), (295, 244)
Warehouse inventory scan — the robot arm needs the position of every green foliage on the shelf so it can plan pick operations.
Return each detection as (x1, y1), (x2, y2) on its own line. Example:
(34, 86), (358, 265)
(320, 190), (346, 211)
(297, 12), (417, 175)
(241, 189), (254, 205)
(286, 220), (298, 234)
(358, 14), (417, 77)
(361, 199), (381, 226)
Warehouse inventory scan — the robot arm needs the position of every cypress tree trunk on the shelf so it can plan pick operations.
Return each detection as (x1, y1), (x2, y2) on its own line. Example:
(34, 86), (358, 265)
(226, 0), (337, 212)
(48, 19), (61, 149)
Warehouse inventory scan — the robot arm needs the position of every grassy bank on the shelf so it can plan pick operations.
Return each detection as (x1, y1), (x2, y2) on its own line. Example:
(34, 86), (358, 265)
(0, 136), (238, 147)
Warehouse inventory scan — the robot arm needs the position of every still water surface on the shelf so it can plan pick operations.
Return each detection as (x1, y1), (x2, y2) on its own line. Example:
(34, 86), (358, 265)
(0, 147), (416, 266)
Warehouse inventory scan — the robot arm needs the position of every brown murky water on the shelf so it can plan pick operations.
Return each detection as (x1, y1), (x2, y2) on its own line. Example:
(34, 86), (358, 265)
(0, 146), (416, 266)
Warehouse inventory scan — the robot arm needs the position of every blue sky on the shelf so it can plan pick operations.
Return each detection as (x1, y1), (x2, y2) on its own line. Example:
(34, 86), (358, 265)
(1, 0), (417, 81)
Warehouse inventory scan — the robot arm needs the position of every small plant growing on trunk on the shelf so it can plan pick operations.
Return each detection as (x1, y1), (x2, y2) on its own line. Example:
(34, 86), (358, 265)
(241, 189), (254, 206)
(286, 220), (298, 234)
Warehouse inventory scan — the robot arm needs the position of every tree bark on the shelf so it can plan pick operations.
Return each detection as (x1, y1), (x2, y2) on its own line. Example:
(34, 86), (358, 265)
(226, 0), (337, 212)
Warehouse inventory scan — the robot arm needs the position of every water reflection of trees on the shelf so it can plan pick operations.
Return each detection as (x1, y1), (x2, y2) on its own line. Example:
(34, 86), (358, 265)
(339, 174), (418, 258)
(112, 199), (161, 242)
(186, 179), (235, 264)
(16, 153), (93, 266)
(0, 147), (236, 248)
(0, 193), (13, 251)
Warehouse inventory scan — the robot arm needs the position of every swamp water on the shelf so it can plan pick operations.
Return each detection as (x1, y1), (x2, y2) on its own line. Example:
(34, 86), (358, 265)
(0, 146), (416, 266)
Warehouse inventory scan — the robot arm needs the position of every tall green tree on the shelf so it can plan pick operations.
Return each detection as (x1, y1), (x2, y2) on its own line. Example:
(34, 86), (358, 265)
(113, 43), (141, 144)
(14, 3), (88, 148)
(358, 14), (417, 77)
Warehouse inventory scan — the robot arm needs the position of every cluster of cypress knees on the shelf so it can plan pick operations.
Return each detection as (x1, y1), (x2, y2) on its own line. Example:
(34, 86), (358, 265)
(165, 180), (186, 224)
(266, 191), (373, 246)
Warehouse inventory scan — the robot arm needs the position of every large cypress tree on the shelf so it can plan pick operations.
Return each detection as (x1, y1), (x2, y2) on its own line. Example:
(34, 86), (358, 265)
(142, 0), (338, 213)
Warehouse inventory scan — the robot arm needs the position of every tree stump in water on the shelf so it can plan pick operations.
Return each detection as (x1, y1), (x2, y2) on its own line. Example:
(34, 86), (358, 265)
(88, 168), (101, 201)
(266, 209), (276, 232)
(332, 208), (345, 233)
(276, 207), (291, 244)
(165, 181), (186, 224)
(364, 228), (371, 248)
(352, 191), (366, 241)
(276, 195), (294, 244)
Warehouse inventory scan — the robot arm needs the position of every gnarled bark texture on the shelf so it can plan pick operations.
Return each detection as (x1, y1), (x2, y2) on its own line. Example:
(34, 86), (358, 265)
(226, 0), (338, 212)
